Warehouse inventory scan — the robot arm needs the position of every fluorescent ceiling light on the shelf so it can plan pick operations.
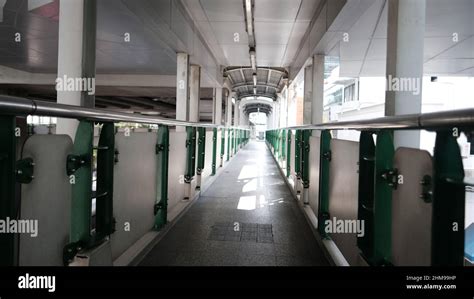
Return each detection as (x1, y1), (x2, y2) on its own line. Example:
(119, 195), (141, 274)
(245, 0), (253, 34)
(253, 73), (257, 86)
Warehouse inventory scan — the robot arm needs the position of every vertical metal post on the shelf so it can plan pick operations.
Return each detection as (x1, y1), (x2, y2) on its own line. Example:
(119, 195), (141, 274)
(294, 130), (302, 193)
(212, 127), (217, 175)
(286, 129), (291, 177)
(184, 126), (196, 200)
(220, 128), (225, 167)
(317, 130), (331, 235)
(431, 130), (465, 266)
(154, 125), (169, 230)
(95, 122), (115, 239)
(301, 130), (311, 205)
(196, 127), (206, 189)
(0, 116), (16, 266)
(373, 130), (394, 265)
(357, 131), (376, 260)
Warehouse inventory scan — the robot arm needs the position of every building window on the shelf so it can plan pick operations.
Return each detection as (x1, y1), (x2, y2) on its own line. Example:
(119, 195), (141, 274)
(344, 83), (357, 102)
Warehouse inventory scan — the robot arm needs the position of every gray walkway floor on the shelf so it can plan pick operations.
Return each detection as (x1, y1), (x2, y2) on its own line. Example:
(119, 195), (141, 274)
(139, 140), (329, 266)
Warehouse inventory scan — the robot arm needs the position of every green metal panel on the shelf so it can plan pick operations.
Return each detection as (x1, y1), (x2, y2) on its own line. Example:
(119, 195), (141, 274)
(197, 127), (206, 174)
(185, 126), (196, 182)
(69, 121), (93, 245)
(0, 116), (16, 266)
(154, 125), (169, 230)
(227, 128), (231, 161)
(301, 130), (311, 188)
(281, 129), (286, 161)
(431, 130), (465, 266)
(212, 128), (217, 175)
(286, 130), (291, 177)
(95, 122), (115, 239)
(220, 128), (225, 165)
(63, 121), (93, 264)
(356, 131), (376, 260)
(294, 130), (302, 179)
(372, 130), (394, 265)
(317, 130), (331, 237)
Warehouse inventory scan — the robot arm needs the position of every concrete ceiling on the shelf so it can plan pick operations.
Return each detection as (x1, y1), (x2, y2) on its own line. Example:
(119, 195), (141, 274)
(320, 0), (474, 77)
(183, 0), (321, 68)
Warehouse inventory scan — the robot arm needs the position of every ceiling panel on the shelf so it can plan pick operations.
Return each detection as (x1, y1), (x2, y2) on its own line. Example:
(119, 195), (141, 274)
(199, 0), (244, 22)
(209, 21), (248, 45)
(254, 22), (293, 45)
(254, 0), (301, 22)
(297, 0), (322, 22)
(221, 44), (249, 65)
(424, 58), (474, 74)
(257, 45), (286, 67)
(436, 36), (474, 59)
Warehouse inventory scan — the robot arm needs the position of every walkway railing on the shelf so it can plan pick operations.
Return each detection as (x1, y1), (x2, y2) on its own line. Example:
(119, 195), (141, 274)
(266, 108), (474, 266)
(0, 95), (249, 266)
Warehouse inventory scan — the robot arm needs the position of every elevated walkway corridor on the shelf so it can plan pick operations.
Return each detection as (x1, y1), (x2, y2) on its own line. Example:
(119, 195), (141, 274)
(139, 141), (329, 266)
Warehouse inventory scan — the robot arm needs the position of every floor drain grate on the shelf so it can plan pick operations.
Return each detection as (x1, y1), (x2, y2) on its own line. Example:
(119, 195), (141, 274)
(208, 222), (273, 243)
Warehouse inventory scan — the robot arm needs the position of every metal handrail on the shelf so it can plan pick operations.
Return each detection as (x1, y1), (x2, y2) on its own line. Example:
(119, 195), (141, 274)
(273, 108), (474, 131)
(0, 95), (248, 129)
(1, 95), (472, 130)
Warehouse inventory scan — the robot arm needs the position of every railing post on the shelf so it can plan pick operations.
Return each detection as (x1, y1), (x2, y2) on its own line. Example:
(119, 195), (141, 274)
(356, 131), (376, 260)
(95, 122), (116, 239)
(227, 128), (231, 161)
(294, 130), (302, 194)
(356, 130), (395, 266)
(154, 125), (169, 230)
(0, 115), (16, 266)
(220, 128), (225, 167)
(184, 126), (196, 200)
(286, 129), (291, 178)
(432, 130), (465, 266)
(196, 127), (206, 189)
(212, 127), (217, 175)
(301, 129), (311, 205)
(317, 130), (331, 236)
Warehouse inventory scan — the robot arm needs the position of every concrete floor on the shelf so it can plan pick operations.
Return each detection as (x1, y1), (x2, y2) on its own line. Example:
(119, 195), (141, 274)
(139, 140), (329, 266)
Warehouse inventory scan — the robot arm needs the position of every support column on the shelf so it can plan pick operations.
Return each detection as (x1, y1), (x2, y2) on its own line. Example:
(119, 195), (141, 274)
(385, 0), (425, 148)
(56, 0), (97, 138)
(267, 111), (273, 130)
(303, 65), (312, 125)
(239, 103), (246, 128)
(226, 91), (233, 127)
(234, 99), (240, 128)
(176, 53), (189, 132)
(312, 55), (324, 125)
(214, 87), (223, 125)
(189, 65), (201, 123)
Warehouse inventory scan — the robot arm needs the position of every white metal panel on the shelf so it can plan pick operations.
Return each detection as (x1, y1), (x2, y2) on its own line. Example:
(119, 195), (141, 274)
(327, 139), (360, 266)
(392, 147), (433, 266)
(168, 130), (188, 211)
(20, 135), (73, 266)
(308, 136), (320, 214)
(111, 132), (157, 260)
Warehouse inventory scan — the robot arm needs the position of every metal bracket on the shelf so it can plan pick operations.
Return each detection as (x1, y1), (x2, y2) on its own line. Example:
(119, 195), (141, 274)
(420, 175), (433, 203)
(380, 168), (399, 189)
(63, 241), (85, 266)
(154, 202), (167, 215)
(16, 157), (34, 184)
(322, 150), (331, 161)
(66, 154), (90, 176)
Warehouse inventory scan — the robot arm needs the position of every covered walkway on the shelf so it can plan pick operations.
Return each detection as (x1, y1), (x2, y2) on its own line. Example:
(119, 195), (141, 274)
(140, 141), (329, 266)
